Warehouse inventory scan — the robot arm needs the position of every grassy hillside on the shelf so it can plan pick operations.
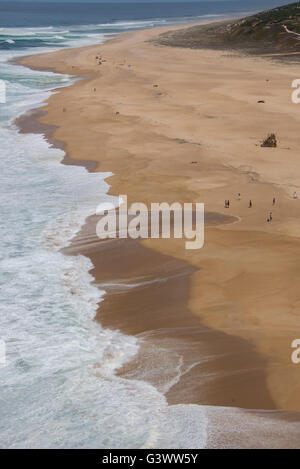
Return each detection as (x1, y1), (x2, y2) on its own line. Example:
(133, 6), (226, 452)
(155, 2), (300, 58)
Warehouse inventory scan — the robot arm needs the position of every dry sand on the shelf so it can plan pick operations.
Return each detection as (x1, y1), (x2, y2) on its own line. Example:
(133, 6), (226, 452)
(17, 23), (300, 441)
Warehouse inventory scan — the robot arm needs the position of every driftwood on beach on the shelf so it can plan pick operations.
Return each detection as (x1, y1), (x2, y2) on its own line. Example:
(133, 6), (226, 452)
(261, 133), (277, 147)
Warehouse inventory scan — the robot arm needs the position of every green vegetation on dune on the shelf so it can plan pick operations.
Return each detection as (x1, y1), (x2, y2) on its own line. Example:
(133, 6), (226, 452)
(227, 2), (300, 44)
(240, 2), (300, 31)
(154, 2), (300, 58)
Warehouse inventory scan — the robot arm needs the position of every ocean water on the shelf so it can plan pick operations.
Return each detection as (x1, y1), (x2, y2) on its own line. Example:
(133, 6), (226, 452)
(0, 0), (295, 449)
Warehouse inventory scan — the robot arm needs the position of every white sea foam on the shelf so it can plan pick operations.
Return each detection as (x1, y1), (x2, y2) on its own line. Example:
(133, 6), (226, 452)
(0, 32), (211, 449)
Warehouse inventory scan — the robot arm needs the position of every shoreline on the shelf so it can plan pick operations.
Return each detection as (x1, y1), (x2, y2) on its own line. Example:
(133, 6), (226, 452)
(14, 20), (300, 446)
(18, 106), (271, 411)
(15, 22), (276, 410)
(65, 211), (275, 411)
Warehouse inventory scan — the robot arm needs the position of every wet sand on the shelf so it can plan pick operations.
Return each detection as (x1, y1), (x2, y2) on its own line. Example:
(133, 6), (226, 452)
(64, 212), (274, 411)
(16, 22), (300, 447)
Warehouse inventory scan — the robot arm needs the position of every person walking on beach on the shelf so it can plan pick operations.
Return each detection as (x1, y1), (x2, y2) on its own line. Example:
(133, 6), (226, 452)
(272, 197), (276, 205)
(270, 212), (273, 221)
(237, 193), (241, 201)
(293, 191), (297, 199)
(249, 200), (252, 208)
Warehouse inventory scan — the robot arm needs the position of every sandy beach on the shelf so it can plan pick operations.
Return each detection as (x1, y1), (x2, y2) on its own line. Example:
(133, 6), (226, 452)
(17, 22), (300, 446)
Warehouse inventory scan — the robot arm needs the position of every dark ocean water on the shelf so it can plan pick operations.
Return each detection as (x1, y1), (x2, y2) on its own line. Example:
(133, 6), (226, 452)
(0, 1), (292, 51)
(0, 1), (293, 28)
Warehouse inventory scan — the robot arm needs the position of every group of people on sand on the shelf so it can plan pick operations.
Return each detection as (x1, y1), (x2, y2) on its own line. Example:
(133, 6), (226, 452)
(95, 54), (106, 65)
(224, 191), (298, 223)
(224, 195), (253, 209)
